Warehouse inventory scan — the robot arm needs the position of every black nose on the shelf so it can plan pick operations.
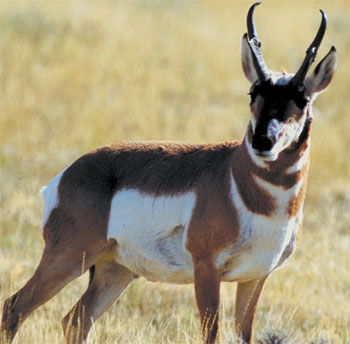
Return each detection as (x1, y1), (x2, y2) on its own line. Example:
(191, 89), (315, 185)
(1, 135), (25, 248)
(252, 135), (273, 152)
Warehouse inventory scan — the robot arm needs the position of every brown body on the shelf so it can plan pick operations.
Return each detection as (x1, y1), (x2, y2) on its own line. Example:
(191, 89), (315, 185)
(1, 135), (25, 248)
(0, 132), (309, 344)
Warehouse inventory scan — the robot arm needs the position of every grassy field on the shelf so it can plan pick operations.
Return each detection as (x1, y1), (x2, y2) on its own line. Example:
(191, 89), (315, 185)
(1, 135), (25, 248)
(0, 0), (349, 343)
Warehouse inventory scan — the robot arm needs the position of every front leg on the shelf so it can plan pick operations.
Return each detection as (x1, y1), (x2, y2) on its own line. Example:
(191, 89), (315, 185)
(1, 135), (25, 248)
(235, 276), (268, 344)
(193, 257), (221, 344)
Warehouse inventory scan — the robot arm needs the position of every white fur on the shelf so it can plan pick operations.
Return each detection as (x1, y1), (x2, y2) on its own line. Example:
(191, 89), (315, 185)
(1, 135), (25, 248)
(262, 119), (300, 160)
(107, 184), (300, 284)
(107, 190), (196, 284)
(41, 170), (65, 230)
(250, 117), (257, 132)
(255, 175), (303, 216)
(286, 145), (310, 174)
(282, 112), (306, 150)
(241, 36), (259, 83)
(245, 136), (268, 168)
(216, 133), (305, 281)
(216, 171), (302, 283)
(248, 110), (308, 162)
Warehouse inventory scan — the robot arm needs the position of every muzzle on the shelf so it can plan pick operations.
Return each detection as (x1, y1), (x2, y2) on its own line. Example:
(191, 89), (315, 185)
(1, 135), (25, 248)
(252, 119), (283, 154)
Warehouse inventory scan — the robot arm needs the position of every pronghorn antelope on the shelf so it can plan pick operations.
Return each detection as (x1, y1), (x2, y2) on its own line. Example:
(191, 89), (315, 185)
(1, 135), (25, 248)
(1, 3), (337, 344)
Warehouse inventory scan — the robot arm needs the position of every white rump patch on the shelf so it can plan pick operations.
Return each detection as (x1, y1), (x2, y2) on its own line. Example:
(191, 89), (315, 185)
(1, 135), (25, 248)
(41, 170), (65, 230)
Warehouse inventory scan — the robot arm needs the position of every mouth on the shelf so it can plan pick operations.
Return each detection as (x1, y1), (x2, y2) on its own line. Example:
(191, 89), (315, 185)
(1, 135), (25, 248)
(253, 149), (278, 161)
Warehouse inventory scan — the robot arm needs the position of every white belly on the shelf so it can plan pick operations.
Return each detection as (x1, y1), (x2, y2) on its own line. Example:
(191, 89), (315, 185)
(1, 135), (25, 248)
(107, 189), (197, 284)
(107, 176), (301, 284)
(218, 213), (301, 282)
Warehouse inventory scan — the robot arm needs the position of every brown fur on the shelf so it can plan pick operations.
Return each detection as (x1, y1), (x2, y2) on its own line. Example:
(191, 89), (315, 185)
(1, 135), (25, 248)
(232, 139), (276, 215)
(0, 239), (115, 343)
(186, 155), (240, 259)
(266, 117), (311, 173)
(287, 169), (309, 218)
(1, 132), (312, 344)
(42, 141), (242, 260)
(1, 8), (336, 339)
(63, 141), (241, 195)
(62, 249), (134, 343)
(193, 258), (221, 344)
(235, 277), (267, 344)
(246, 121), (311, 189)
(1, 128), (312, 344)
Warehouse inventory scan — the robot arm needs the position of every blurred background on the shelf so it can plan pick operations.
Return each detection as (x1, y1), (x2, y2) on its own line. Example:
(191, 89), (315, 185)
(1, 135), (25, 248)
(1, 1), (349, 343)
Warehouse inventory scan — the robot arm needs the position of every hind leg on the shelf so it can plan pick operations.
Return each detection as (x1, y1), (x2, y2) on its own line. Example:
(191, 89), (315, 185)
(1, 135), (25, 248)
(1, 251), (83, 343)
(62, 254), (135, 344)
(1, 239), (115, 343)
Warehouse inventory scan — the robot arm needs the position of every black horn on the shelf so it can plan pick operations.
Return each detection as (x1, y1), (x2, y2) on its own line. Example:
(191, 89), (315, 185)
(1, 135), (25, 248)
(291, 10), (327, 87)
(246, 2), (270, 81)
(247, 2), (262, 46)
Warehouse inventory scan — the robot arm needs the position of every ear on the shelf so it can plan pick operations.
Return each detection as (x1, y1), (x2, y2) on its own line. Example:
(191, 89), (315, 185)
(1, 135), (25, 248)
(241, 33), (259, 83)
(305, 46), (337, 96)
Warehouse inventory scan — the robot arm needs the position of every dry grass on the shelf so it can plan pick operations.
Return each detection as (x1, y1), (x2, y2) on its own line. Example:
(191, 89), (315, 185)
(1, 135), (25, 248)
(0, 0), (349, 343)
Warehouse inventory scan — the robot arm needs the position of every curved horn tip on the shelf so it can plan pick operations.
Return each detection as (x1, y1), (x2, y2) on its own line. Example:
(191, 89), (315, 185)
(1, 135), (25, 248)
(249, 2), (263, 11)
(247, 2), (263, 42)
(319, 9), (327, 20)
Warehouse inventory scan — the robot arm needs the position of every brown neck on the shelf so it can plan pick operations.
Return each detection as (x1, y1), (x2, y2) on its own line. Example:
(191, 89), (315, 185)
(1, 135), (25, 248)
(230, 119), (311, 216)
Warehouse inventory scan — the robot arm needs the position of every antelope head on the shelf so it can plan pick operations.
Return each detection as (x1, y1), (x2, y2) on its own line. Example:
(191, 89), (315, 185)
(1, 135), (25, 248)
(241, 2), (337, 161)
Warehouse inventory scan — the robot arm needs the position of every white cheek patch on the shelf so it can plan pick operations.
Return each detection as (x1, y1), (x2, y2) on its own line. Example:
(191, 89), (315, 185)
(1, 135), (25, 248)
(284, 121), (299, 145)
(280, 102), (307, 149)
(41, 170), (65, 230)
(294, 117), (307, 142)
(269, 136), (285, 156)
(275, 117), (306, 154)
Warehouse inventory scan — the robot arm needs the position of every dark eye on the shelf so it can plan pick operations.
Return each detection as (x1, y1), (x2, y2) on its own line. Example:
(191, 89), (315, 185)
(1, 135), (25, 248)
(295, 97), (309, 109)
(248, 91), (256, 104)
(293, 89), (310, 109)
